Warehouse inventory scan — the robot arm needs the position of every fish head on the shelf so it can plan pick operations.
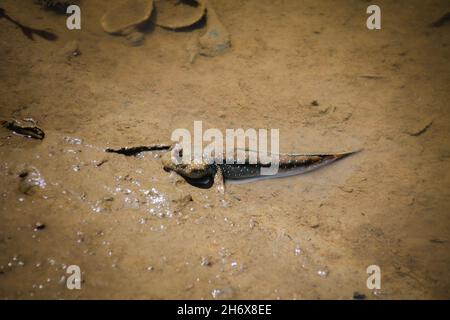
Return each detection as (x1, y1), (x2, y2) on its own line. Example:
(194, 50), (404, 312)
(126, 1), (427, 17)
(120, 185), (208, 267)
(162, 144), (213, 179)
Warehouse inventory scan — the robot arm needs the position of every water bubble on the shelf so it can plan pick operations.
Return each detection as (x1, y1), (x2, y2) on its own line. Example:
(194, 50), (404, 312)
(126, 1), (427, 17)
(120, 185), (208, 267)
(142, 188), (173, 218)
(64, 136), (83, 145)
(124, 196), (140, 209)
(317, 268), (329, 278)
(211, 287), (234, 299)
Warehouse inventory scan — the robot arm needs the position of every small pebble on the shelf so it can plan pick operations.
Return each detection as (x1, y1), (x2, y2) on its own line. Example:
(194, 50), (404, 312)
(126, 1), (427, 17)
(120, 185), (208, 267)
(34, 222), (46, 230)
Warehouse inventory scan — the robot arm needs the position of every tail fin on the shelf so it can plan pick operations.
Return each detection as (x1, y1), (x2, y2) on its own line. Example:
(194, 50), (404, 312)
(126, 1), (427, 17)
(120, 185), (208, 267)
(334, 148), (363, 160)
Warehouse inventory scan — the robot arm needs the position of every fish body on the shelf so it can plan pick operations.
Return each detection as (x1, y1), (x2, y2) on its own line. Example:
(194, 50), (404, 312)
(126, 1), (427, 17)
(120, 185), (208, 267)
(161, 145), (360, 191)
(218, 153), (345, 183)
(220, 150), (356, 183)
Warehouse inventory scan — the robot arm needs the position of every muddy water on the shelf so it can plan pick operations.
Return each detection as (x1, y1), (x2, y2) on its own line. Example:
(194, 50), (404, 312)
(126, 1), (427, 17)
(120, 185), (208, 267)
(0, 0), (449, 299)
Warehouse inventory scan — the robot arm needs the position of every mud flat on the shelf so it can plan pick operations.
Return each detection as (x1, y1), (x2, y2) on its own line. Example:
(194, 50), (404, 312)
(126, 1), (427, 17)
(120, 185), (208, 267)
(0, 0), (449, 299)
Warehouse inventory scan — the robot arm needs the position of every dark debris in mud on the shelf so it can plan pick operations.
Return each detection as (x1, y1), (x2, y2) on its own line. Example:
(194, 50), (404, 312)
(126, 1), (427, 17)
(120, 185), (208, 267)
(34, 0), (77, 14)
(34, 222), (46, 230)
(408, 120), (433, 137)
(105, 144), (172, 156)
(429, 12), (450, 28)
(353, 292), (367, 300)
(0, 7), (58, 41)
(1, 119), (45, 140)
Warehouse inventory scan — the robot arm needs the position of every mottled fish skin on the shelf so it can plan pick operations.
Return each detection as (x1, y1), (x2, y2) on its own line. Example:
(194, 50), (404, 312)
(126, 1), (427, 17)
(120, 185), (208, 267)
(218, 151), (357, 183)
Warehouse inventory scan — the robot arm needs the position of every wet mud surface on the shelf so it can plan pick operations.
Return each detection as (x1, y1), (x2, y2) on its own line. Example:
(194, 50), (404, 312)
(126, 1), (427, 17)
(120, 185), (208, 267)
(0, 0), (449, 299)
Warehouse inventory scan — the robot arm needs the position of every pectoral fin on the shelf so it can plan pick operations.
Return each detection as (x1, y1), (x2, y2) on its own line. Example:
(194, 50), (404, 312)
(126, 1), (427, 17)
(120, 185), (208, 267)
(213, 165), (225, 194)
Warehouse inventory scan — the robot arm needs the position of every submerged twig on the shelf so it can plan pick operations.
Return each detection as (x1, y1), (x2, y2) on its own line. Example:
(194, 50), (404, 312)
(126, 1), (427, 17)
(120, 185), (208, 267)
(359, 74), (385, 80)
(408, 120), (433, 137)
(105, 144), (172, 156)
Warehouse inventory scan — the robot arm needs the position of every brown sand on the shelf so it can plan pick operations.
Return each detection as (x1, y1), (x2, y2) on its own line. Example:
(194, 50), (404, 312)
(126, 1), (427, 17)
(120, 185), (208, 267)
(0, 0), (449, 299)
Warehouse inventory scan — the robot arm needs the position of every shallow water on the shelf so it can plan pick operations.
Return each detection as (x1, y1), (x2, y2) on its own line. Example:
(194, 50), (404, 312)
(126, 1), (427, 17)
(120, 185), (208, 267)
(0, 0), (449, 299)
